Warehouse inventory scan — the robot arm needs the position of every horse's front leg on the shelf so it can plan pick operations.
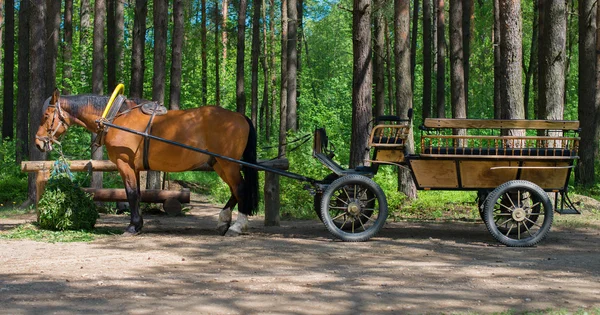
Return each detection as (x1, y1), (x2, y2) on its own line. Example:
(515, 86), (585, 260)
(216, 196), (236, 235)
(117, 161), (143, 234)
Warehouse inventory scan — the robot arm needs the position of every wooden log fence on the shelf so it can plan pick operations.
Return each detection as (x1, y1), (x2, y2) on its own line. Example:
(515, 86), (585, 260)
(22, 159), (288, 224)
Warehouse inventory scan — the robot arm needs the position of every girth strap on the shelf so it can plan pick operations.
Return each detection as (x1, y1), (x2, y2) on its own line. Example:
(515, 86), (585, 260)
(143, 102), (161, 170)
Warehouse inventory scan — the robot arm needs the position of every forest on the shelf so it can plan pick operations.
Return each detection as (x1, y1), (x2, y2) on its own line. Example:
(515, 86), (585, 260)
(1, 0), (600, 217)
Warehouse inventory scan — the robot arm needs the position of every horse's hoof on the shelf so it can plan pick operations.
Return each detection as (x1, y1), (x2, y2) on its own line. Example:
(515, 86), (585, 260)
(224, 224), (243, 237)
(216, 223), (230, 236)
(123, 225), (141, 236)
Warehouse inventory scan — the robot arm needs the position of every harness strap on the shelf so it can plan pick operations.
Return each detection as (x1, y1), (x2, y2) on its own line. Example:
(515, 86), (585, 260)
(143, 102), (161, 170)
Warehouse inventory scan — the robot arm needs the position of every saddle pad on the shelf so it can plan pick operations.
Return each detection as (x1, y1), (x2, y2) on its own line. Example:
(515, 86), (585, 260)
(140, 102), (168, 116)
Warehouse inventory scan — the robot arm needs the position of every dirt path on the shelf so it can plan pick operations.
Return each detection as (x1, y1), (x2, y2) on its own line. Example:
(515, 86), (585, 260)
(1, 196), (599, 314)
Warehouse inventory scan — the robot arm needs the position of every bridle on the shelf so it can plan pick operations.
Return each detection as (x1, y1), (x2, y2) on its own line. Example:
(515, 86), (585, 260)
(36, 101), (69, 150)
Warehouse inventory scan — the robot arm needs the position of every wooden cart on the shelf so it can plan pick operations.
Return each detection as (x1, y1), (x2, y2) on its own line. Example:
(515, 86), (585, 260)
(313, 116), (580, 247)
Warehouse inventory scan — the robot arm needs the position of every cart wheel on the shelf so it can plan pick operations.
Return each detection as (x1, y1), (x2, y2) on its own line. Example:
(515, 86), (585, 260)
(320, 175), (388, 242)
(483, 180), (553, 247)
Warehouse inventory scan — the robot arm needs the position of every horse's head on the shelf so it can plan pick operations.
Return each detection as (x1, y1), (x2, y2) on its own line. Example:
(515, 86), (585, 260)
(35, 89), (70, 152)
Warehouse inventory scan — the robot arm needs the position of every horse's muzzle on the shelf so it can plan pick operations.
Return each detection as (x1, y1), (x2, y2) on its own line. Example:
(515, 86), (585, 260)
(35, 138), (52, 152)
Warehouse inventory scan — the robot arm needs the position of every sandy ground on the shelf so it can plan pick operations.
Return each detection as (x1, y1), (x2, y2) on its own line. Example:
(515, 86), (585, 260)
(1, 195), (599, 314)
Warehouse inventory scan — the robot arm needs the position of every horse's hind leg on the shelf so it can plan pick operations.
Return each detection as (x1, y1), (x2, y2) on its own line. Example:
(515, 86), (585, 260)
(117, 161), (143, 234)
(213, 163), (238, 235)
(214, 160), (247, 237)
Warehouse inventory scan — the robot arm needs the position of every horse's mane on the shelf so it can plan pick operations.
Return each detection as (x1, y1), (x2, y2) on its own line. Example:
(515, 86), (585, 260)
(52, 94), (146, 117)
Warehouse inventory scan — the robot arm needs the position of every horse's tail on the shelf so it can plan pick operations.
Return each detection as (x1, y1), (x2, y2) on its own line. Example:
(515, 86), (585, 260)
(241, 116), (259, 215)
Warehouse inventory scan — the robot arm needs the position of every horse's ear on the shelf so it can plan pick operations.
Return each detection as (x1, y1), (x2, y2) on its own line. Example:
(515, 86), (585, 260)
(50, 88), (60, 105)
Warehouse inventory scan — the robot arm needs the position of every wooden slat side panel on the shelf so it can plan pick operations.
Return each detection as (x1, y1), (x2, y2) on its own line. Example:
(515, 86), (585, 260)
(459, 161), (519, 188)
(520, 161), (571, 190)
(409, 160), (459, 188)
(423, 118), (580, 130)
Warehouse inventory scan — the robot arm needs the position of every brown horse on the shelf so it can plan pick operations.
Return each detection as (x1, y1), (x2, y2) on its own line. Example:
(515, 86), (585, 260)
(35, 89), (258, 236)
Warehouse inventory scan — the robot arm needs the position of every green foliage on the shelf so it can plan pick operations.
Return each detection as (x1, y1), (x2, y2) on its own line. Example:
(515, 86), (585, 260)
(0, 139), (28, 204)
(38, 174), (98, 231)
(0, 223), (121, 243)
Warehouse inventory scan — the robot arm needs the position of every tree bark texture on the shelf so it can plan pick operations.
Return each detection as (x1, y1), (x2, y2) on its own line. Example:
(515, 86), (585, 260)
(222, 0), (229, 73)
(170, 0), (184, 110)
(28, 0), (48, 203)
(92, 0), (106, 190)
(214, 0), (221, 107)
(63, 0), (73, 94)
(462, 0), (473, 114)
(385, 21), (395, 115)
(576, 0), (597, 186)
(261, 0), (269, 137)
(80, 0), (91, 83)
(45, 0), (60, 96)
(152, 0), (167, 104)
(130, 0), (147, 99)
(394, 0), (417, 199)
(493, 0), (501, 119)
(269, 0), (277, 140)
(92, 0), (105, 95)
(2, 0), (14, 140)
(16, 0), (30, 163)
(279, 0), (288, 157)
(422, 0), (432, 120)
(539, 0), (565, 121)
(201, 0), (208, 105)
(524, 0), (538, 120)
(296, 0), (304, 132)
(373, 0), (386, 118)
(107, 0), (124, 91)
(236, 0), (248, 114)
(498, 0), (524, 126)
(410, 0), (418, 90)
(286, 0), (298, 132)
(350, 0), (373, 168)
(251, 0), (262, 127)
(449, 0), (466, 122)
(436, 0), (445, 118)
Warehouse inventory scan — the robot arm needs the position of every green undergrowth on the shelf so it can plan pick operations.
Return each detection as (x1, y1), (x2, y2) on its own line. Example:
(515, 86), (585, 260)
(0, 223), (122, 243)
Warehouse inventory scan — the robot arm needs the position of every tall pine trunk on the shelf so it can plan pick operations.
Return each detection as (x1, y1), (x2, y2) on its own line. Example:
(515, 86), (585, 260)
(16, 0), (30, 163)
(539, 0), (566, 121)
(279, 0), (288, 157)
(170, 0), (184, 110)
(286, 0), (298, 132)
(423, 0), (432, 120)
(410, 0), (418, 90)
(130, 0), (147, 99)
(394, 0), (417, 199)
(373, 0), (386, 118)
(350, 0), (373, 168)
(2, 0), (15, 140)
(63, 0), (73, 94)
(91, 0), (106, 191)
(214, 0), (221, 106)
(80, 0), (91, 84)
(201, 0), (207, 105)
(236, 0), (248, 114)
(449, 0), (466, 122)
(436, 0), (446, 118)
(45, 0), (60, 96)
(251, 0), (262, 127)
(576, 0), (597, 186)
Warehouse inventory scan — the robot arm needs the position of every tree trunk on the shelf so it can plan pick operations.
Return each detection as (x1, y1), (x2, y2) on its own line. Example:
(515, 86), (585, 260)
(493, 0), (501, 119)
(16, 0), (29, 163)
(201, 0), (207, 105)
(296, 0), (303, 131)
(350, 0), (373, 168)
(45, 0), (60, 96)
(63, 0), (73, 94)
(576, 0), (597, 186)
(91, 0), (106, 191)
(385, 20), (395, 115)
(222, 0), (229, 73)
(80, 0), (92, 84)
(394, 0), (417, 199)
(286, 0), (298, 132)
(170, 0), (184, 110)
(130, 0), (147, 99)
(422, 0), (432, 120)
(410, 0), (418, 90)
(450, 0), (466, 123)
(261, 0), (269, 138)
(106, 0), (124, 91)
(499, 0), (524, 128)
(236, 0), (248, 114)
(462, 0), (473, 115)
(269, 0), (277, 140)
(2, 0), (14, 140)
(524, 0), (538, 120)
(149, 0), (168, 190)
(539, 0), (565, 121)
(28, 0), (48, 204)
(279, 0), (288, 157)
(214, 0), (221, 106)
(436, 0), (446, 118)
(373, 0), (386, 118)
(251, 0), (262, 127)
